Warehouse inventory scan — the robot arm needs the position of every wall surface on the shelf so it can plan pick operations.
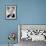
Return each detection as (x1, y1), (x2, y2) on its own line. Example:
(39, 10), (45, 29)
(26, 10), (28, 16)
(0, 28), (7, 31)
(0, 0), (46, 44)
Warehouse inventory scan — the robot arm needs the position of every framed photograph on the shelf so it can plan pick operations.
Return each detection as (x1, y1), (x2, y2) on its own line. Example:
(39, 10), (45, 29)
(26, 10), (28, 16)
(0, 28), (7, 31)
(18, 24), (46, 42)
(6, 5), (16, 20)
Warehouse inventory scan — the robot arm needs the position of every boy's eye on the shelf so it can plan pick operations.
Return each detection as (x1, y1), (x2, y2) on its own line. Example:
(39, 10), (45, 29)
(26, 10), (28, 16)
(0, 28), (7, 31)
(7, 7), (10, 10)
(12, 7), (15, 9)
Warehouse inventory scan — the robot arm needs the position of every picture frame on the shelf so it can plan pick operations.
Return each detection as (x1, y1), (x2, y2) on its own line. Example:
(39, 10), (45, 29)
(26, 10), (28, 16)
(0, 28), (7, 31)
(18, 24), (46, 42)
(5, 5), (16, 20)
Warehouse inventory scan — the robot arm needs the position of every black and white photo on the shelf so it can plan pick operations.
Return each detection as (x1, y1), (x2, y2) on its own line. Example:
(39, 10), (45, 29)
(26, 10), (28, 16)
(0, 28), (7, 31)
(6, 5), (16, 19)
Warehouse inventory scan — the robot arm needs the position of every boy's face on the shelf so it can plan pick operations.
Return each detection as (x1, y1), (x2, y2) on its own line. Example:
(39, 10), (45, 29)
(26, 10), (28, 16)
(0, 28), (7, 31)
(9, 7), (14, 14)
(7, 7), (15, 14)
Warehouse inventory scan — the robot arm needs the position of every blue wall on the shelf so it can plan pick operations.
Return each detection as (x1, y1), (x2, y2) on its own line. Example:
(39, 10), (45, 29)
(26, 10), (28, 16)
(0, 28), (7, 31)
(0, 0), (46, 44)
